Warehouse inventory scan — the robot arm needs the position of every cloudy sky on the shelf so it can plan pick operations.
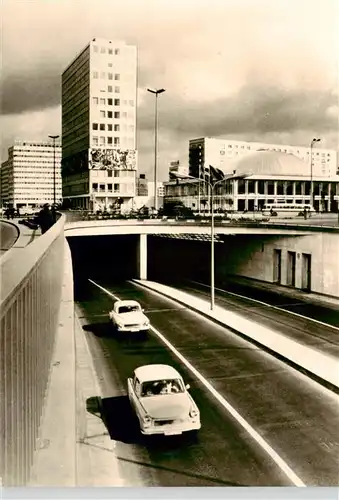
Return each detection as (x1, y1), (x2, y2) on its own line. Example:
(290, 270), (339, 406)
(1, 0), (338, 179)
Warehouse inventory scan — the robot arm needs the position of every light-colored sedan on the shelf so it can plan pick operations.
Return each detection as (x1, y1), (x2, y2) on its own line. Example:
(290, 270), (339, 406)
(109, 300), (150, 333)
(127, 364), (201, 436)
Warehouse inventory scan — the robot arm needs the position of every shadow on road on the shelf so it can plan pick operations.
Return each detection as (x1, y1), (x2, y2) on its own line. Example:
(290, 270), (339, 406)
(82, 322), (112, 337)
(87, 395), (200, 449)
(85, 395), (246, 486)
(86, 395), (141, 444)
(83, 322), (149, 342)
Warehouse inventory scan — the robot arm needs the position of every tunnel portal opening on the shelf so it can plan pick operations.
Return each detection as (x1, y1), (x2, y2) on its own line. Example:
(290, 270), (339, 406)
(67, 235), (138, 300)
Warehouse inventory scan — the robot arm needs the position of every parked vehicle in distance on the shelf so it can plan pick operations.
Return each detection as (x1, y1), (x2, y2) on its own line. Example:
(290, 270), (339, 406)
(109, 300), (150, 333)
(262, 203), (315, 217)
(128, 364), (201, 436)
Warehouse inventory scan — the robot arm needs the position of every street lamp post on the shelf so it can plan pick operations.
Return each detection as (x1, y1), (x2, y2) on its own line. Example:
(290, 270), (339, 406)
(48, 134), (59, 207)
(147, 88), (165, 213)
(310, 138), (321, 209)
(187, 173), (234, 310)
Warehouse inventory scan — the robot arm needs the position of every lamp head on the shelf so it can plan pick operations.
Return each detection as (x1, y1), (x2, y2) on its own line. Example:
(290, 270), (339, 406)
(147, 88), (166, 95)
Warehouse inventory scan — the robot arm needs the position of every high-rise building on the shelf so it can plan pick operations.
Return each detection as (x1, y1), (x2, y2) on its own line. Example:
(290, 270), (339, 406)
(0, 140), (62, 208)
(189, 137), (337, 180)
(62, 37), (138, 211)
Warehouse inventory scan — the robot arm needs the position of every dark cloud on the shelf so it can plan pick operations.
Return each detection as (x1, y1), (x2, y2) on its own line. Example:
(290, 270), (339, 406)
(1, 67), (61, 115)
(138, 84), (338, 139)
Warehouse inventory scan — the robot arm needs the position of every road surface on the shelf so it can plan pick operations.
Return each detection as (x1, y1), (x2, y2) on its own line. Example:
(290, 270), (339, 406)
(76, 279), (339, 487)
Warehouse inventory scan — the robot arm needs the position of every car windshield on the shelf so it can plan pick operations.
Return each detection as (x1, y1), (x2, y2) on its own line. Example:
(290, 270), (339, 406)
(118, 305), (140, 314)
(141, 379), (185, 397)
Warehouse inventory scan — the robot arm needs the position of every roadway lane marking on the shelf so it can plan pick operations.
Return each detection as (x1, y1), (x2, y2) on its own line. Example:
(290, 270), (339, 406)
(88, 278), (306, 487)
(190, 280), (339, 332)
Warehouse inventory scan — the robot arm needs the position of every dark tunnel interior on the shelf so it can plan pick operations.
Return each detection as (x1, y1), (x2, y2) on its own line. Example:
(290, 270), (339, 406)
(67, 234), (217, 300)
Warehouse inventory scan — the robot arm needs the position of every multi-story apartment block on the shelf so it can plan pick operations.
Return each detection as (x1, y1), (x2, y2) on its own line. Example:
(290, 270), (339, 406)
(0, 140), (62, 208)
(62, 37), (138, 210)
(189, 137), (337, 180)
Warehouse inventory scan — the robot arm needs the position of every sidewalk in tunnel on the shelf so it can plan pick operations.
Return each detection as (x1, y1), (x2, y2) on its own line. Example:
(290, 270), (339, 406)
(29, 237), (125, 487)
(220, 275), (339, 310)
(133, 279), (339, 392)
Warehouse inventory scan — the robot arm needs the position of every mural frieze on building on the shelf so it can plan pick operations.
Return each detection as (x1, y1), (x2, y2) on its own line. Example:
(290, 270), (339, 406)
(89, 148), (137, 170)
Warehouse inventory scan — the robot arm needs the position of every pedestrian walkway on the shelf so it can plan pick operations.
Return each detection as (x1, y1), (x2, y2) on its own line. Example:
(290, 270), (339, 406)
(133, 279), (339, 391)
(29, 238), (124, 487)
(224, 275), (339, 310)
(0, 219), (41, 263)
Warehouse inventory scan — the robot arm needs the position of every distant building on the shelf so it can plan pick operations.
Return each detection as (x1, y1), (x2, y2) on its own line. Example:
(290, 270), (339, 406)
(165, 150), (339, 213)
(62, 37), (138, 211)
(0, 140), (62, 208)
(169, 160), (188, 179)
(137, 174), (148, 196)
(189, 137), (337, 180)
(147, 181), (164, 206)
(132, 180), (164, 211)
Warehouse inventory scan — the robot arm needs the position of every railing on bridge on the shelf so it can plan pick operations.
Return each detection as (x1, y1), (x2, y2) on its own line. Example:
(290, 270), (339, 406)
(0, 215), (65, 485)
(62, 210), (339, 229)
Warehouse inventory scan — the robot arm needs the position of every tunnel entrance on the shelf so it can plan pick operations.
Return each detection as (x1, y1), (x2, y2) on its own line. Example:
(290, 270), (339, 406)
(67, 235), (139, 300)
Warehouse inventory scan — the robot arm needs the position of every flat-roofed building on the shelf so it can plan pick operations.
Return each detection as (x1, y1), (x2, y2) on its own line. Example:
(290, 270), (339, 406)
(189, 137), (337, 181)
(0, 140), (62, 208)
(166, 150), (339, 213)
(62, 37), (138, 211)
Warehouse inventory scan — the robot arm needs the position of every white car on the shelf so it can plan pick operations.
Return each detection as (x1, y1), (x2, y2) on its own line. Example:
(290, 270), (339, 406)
(109, 300), (150, 333)
(127, 364), (201, 436)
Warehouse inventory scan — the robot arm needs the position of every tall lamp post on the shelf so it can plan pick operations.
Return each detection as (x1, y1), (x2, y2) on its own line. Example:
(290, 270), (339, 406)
(310, 137), (321, 208)
(147, 88), (165, 213)
(187, 172), (236, 310)
(48, 134), (60, 207)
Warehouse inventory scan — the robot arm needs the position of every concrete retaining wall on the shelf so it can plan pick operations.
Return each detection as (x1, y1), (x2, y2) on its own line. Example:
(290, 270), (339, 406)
(0, 216), (65, 485)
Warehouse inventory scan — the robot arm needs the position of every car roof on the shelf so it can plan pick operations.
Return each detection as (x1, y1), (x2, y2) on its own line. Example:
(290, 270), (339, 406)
(134, 364), (181, 382)
(115, 300), (140, 308)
